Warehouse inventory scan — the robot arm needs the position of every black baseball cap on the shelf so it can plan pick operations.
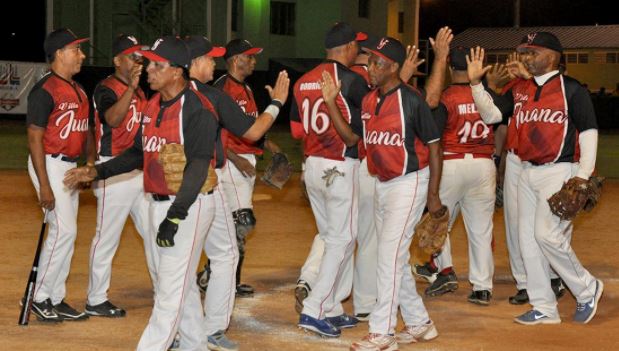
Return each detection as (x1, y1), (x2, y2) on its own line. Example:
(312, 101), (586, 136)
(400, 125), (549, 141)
(185, 35), (226, 59)
(223, 39), (263, 60)
(449, 46), (468, 70)
(367, 36), (406, 66)
(112, 34), (142, 57)
(139, 36), (191, 69)
(44, 28), (89, 57)
(517, 31), (563, 53)
(325, 22), (368, 49)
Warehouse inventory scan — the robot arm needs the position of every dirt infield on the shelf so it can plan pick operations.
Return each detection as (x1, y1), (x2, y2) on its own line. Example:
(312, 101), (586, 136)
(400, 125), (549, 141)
(1, 170), (617, 351)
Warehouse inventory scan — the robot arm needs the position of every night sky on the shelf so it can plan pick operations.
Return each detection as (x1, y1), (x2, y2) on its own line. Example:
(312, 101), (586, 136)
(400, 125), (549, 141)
(1, 0), (616, 63)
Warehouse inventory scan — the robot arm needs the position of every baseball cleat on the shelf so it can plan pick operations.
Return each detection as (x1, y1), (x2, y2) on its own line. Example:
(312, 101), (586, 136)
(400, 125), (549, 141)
(350, 333), (398, 351)
(326, 314), (359, 329)
(468, 290), (492, 306)
(551, 278), (567, 300)
(396, 320), (438, 344)
(236, 283), (254, 297)
(53, 300), (89, 321)
(354, 312), (370, 322)
(168, 333), (181, 351)
(295, 280), (310, 314)
(413, 262), (438, 284)
(514, 310), (561, 325)
(425, 271), (458, 297)
(85, 300), (126, 318)
(573, 279), (604, 324)
(29, 298), (63, 323)
(298, 313), (341, 338)
(509, 289), (529, 305)
(207, 330), (239, 351)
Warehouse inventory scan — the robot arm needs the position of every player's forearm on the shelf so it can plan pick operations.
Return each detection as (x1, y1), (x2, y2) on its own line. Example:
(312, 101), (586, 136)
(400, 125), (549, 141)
(424, 57), (448, 109)
(104, 88), (134, 128)
(94, 143), (143, 180)
(324, 100), (359, 147)
(27, 127), (51, 188)
(427, 142), (443, 198)
(576, 129), (598, 179)
(470, 83), (503, 124)
(244, 115), (273, 141)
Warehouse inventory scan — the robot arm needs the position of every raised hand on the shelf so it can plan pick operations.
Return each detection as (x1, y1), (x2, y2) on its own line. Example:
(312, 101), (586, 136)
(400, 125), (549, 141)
(265, 70), (290, 102)
(466, 46), (492, 85)
(320, 70), (341, 104)
(430, 26), (453, 60)
(486, 63), (511, 92)
(129, 62), (143, 90)
(400, 45), (425, 82)
(506, 52), (531, 80)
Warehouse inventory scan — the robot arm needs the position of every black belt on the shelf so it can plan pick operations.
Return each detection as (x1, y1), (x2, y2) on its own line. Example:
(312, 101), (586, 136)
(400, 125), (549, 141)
(152, 190), (214, 202)
(50, 154), (79, 163)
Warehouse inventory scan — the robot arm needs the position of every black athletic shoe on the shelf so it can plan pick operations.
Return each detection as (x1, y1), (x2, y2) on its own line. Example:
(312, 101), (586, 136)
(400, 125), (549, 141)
(425, 271), (458, 297)
(413, 262), (438, 284)
(53, 300), (89, 321)
(236, 283), (254, 297)
(509, 289), (529, 305)
(354, 312), (370, 322)
(551, 278), (567, 300)
(30, 298), (63, 323)
(85, 300), (126, 318)
(295, 280), (310, 314)
(467, 290), (492, 306)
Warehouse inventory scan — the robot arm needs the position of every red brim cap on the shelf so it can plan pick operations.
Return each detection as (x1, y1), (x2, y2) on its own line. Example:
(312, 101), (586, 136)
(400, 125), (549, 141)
(120, 44), (143, 56)
(207, 47), (226, 58)
(243, 47), (263, 56)
(367, 49), (396, 64)
(68, 38), (89, 46)
(139, 50), (168, 62)
(356, 32), (368, 41)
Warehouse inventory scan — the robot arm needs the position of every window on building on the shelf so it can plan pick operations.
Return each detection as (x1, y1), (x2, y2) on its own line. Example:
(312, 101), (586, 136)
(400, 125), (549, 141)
(270, 1), (295, 36)
(578, 53), (589, 64)
(606, 52), (617, 64)
(566, 53), (578, 64)
(359, 0), (370, 18)
(398, 11), (404, 33)
(497, 54), (508, 63)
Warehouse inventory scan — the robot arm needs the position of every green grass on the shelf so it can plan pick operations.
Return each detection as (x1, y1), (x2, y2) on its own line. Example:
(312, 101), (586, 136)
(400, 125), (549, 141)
(2, 120), (617, 178)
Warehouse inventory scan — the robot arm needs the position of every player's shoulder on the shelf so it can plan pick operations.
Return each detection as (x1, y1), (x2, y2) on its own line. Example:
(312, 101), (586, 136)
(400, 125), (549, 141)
(560, 74), (590, 99)
(31, 72), (53, 92)
(213, 74), (229, 89)
(400, 83), (424, 101)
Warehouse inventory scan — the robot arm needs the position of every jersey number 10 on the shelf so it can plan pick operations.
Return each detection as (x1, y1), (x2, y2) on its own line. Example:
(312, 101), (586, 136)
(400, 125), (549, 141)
(457, 120), (490, 143)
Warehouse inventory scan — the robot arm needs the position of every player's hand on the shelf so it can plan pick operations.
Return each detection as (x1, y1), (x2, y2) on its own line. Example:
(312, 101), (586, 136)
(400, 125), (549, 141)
(129, 62), (143, 90)
(426, 194), (443, 215)
(319, 71), (341, 104)
(506, 52), (531, 80)
(265, 70), (290, 103)
(399, 45), (424, 82)
(429, 26), (453, 61)
(64, 165), (98, 189)
(39, 184), (55, 211)
(232, 157), (256, 178)
(156, 218), (179, 247)
(466, 46), (492, 86)
(486, 64), (510, 92)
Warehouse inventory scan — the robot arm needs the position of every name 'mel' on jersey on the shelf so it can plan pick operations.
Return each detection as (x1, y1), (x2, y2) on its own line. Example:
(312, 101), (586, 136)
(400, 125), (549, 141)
(93, 75), (147, 156)
(361, 84), (441, 182)
(26, 72), (90, 158)
(214, 74), (262, 155)
(290, 60), (369, 160)
(502, 74), (597, 164)
(439, 84), (494, 155)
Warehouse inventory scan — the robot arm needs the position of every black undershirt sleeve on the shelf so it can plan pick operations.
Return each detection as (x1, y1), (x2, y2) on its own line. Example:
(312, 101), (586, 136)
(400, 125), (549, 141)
(432, 103), (449, 134)
(94, 126), (143, 179)
(567, 83), (598, 132)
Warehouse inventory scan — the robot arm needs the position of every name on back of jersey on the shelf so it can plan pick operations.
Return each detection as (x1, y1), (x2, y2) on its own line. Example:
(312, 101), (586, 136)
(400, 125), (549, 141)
(457, 103), (478, 115)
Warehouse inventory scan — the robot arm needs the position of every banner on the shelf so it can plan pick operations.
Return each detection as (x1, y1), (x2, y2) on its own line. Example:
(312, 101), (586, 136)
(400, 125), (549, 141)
(0, 61), (49, 114)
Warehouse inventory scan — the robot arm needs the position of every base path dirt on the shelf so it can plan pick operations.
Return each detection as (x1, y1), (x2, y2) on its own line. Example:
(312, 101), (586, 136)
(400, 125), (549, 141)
(1, 170), (617, 350)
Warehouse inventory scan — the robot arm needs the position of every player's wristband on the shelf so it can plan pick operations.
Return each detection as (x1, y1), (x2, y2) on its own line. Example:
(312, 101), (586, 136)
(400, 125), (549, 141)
(167, 217), (181, 225)
(264, 100), (281, 121)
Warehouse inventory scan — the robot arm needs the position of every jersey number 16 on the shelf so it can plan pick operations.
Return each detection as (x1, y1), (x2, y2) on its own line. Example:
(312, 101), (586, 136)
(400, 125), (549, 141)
(301, 97), (330, 135)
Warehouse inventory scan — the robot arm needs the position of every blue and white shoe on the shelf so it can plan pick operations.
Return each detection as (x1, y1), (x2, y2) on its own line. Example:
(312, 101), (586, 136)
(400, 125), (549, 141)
(326, 314), (359, 329)
(514, 310), (561, 325)
(298, 313), (341, 337)
(573, 279), (604, 324)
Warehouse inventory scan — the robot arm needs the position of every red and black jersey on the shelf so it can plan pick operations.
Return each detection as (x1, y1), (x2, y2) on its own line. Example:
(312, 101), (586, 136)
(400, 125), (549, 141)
(492, 73), (597, 164)
(434, 83), (495, 156)
(502, 78), (528, 154)
(360, 83), (441, 181)
(26, 71), (89, 158)
(213, 74), (262, 155)
(93, 75), (147, 156)
(350, 64), (371, 87)
(290, 59), (370, 160)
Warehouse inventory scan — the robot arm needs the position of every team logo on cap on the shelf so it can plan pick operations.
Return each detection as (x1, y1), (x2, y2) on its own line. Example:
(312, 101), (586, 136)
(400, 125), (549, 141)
(151, 38), (163, 50)
(377, 38), (389, 50)
(127, 36), (138, 45)
(527, 33), (537, 44)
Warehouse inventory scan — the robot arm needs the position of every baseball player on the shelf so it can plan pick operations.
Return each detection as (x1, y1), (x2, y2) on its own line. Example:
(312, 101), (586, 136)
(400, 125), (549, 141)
(213, 38), (285, 297)
(468, 32), (603, 325)
(66, 36), (219, 350)
(86, 34), (149, 318)
(26, 28), (90, 322)
(320, 36), (442, 351)
(185, 35), (289, 350)
(290, 22), (369, 337)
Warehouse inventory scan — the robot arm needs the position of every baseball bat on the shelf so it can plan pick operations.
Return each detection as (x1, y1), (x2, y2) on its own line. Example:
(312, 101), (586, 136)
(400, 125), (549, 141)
(18, 210), (48, 326)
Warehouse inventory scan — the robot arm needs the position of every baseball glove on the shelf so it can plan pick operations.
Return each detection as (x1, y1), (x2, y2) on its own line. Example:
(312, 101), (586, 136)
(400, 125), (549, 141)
(547, 176), (604, 221)
(261, 152), (293, 190)
(416, 205), (449, 255)
(158, 143), (218, 194)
